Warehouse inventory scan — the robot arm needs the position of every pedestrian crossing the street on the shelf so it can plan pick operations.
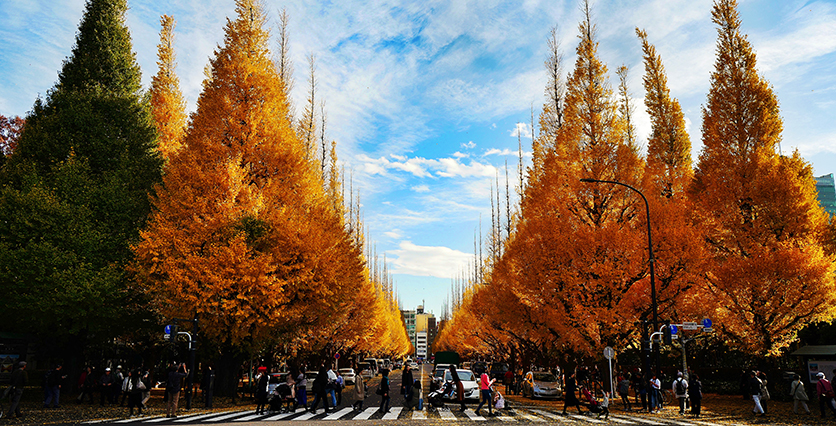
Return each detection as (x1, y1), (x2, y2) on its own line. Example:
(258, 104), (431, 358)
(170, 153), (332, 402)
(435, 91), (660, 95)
(94, 408), (743, 425)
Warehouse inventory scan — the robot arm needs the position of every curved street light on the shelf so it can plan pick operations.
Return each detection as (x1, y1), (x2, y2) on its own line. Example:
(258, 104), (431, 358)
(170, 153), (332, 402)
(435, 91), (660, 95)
(580, 178), (658, 376)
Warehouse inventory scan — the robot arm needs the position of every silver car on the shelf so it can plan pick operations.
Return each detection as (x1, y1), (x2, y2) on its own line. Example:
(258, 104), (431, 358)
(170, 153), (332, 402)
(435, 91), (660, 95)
(522, 371), (563, 399)
(339, 368), (356, 385)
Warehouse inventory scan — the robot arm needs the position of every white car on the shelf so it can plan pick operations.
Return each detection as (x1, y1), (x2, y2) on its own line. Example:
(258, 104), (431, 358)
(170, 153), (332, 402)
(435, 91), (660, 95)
(304, 371), (318, 393)
(441, 368), (480, 401)
(339, 368), (356, 385)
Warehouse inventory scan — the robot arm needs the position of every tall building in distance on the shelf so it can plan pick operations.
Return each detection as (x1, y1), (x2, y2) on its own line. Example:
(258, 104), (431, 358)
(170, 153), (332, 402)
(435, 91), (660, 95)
(401, 309), (416, 351)
(403, 303), (437, 360)
(816, 174), (836, 216)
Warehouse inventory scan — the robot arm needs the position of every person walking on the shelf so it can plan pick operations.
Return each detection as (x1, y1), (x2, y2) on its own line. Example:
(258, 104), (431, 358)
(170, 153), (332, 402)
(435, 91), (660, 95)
(254, 366), (269, 415)
(353, 367), (366, 411)
(100, 367), (115, 406)
(166, 363), (188, 418)
(504, 369), (514, 395)
(335, 371), (344, 406)
(5, 361), (28, 419)
(325, 364), (338, 408)
(77, 366), (95, 404)
(618, 374), (631, 412)
(201, 365), (215, 408)
(296, 367), (308, 411)
(119, 369), (132, 407)
(44, 364), (66, 408)
(816, 372), (836, 418)
(597, 391), (610, 420)
(749, 371), (765, 417)
(634, 370), (647, 412)
(401, 365), (415, 410)
(672, 372), (688, 415)
(113, 366), (124, 405)
(688, 374), (702, 417)
(649, 373), (661, 414)
(475, 371), (495, 417)
(790, 374), (810, 415)
(309, 364), (330, 414)
(127, 368), (145, 417)
(757, 371), (770, 414)
(140, 370), (151, 407)
(562, 372), (584, 414)
(449, 365), (466, 412)
(378, 369), (391, 414)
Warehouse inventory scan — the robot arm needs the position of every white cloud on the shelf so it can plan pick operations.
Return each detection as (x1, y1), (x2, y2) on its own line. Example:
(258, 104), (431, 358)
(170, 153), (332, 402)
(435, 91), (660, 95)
(411, 184), (430, 193)
(384, 230), (403, 239)
(452, 151), (469, 158)
(510, 122), (533, 138)
(388, 241), (473, 277)
(461, 141), (476, 149)
(358, 154), (497, 179)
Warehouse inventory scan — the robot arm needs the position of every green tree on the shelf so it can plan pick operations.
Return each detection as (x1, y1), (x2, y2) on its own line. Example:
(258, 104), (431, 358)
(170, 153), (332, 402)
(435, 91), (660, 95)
(0, 0), (162, 357)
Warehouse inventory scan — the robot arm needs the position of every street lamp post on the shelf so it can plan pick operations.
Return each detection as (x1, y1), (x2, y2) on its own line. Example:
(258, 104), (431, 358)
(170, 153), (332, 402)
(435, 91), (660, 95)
(579, 178), (658, 376)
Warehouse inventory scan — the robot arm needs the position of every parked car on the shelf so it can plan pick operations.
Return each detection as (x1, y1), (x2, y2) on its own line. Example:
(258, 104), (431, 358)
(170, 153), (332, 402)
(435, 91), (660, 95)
(304, 371), (318, 393)
(363, 358), (378, 375)
(432, 364), (450, 385)
(441, 369), (480, 401)
(357, 363), (374, 379)
(471, 361), (488, 376)
(521, 371), (563, 399)
(339, 368), (356, 385)
(489, 362), (510, 381)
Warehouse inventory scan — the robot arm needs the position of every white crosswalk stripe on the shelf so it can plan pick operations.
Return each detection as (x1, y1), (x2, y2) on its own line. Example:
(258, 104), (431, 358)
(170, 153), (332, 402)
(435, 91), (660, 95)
(438, 408), (458, 420)
(463, 409), (486, 421)
(568, 413), (605, 423)
(115, 416), (157, 423)
(173, 413), (228, 423)
(516, 412), (546, 422)
(203, 411), (248, 422)
(604, 416), (637, 424)
(494, 412), (517, 422)
(290, 410), (318, 421)
(352, 407), (379, 420)
(412, 409), (428, 420)
(323, 407), (354, 420)
(691, 421), (727, 426)
(232, 413), (267, 422)
(261, 412), (297, 421)
(528, 409), (570, 422)
(614, 415), (665, 425)
(381, 407), (403, 420)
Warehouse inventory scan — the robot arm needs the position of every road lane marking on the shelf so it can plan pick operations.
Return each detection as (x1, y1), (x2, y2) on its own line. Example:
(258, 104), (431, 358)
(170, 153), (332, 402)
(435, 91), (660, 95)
(463, 409), (486, 421)
(382, 407), (403, 420)
(323, 407), (354, 420)
(352, 407), (379, 420)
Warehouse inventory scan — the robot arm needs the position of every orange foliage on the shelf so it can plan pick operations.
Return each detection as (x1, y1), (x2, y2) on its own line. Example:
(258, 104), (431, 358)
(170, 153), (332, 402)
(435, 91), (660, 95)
(149, 15), (186, 160)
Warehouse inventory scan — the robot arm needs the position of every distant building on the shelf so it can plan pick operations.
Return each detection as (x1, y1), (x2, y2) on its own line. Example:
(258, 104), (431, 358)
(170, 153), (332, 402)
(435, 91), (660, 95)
(401, 309), (416, 349)
(416, 331), (428, 359)
(816, 174), (836, 216)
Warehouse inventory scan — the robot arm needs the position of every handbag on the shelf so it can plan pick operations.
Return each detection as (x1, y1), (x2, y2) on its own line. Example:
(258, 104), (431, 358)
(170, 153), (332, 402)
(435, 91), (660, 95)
(137, 380), (147, 391)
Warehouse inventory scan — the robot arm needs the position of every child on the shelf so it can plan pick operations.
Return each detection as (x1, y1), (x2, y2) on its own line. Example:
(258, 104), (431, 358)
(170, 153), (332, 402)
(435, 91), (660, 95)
(598, 392), (610, 420)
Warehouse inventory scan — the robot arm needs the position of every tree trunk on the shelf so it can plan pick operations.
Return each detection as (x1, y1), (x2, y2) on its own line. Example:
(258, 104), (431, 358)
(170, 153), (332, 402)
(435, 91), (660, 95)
(214, 349), (245, 398)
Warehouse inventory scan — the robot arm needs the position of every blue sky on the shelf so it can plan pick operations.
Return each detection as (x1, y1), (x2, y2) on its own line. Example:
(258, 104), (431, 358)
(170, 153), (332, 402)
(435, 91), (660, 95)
(2, 0), (836, 318)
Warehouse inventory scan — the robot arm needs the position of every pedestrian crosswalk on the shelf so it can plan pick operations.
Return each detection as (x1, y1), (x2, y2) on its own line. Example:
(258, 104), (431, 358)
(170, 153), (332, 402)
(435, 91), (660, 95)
(96, 408), (736, 424)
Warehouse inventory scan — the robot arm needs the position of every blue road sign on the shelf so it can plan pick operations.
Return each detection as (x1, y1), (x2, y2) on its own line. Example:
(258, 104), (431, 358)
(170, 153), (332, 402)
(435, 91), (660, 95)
(702, 318), (712, 328)
(165, 324), (172, 334)
(670, 324), (679, 335)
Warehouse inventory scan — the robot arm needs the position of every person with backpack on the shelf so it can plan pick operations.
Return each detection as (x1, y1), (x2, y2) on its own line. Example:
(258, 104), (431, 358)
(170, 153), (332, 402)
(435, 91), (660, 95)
(790, 373), (810, 415)
(672, 372), (688, 415)
(325, 364), (339, 408)
(816, 372), (836, 418)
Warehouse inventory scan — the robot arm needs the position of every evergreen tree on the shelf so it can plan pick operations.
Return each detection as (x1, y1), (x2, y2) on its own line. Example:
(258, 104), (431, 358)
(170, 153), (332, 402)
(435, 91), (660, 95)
(0, 0), (162, 355)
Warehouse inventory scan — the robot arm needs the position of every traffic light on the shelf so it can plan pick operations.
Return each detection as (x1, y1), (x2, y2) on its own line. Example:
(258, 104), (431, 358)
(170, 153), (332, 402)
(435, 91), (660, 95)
(663, 321), (672, 345)
(169, 324), (179, 341)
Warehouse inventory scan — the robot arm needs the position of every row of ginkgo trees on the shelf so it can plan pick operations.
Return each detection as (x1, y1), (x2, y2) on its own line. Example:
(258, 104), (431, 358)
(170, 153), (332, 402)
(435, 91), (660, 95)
(435, 0), (836, 369)
(0, 0), (411, 395)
